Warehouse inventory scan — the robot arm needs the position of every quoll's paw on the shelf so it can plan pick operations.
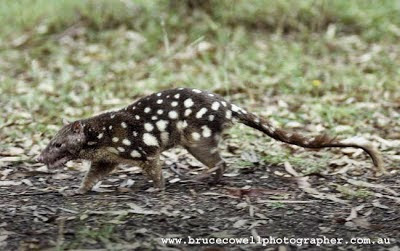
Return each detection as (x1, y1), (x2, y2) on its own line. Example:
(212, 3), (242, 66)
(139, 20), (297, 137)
(60, 188), (87, 196)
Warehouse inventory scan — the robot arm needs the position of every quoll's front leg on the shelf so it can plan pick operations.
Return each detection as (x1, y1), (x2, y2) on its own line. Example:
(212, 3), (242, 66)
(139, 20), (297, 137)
(140, 155), (165, 190)
(63, 161), (117, 196)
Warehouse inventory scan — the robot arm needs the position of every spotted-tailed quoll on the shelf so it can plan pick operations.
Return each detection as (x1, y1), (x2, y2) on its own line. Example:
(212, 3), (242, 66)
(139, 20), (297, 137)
(37, 88), (385, 195)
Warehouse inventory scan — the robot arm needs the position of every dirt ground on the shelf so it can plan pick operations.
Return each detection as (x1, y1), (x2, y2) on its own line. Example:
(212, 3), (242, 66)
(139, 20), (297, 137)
(1, 148), (399, 251)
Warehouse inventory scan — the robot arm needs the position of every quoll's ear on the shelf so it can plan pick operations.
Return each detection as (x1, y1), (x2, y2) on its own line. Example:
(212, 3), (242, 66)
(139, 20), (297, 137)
(62, 118), (70, 125)
(72, 121), (83, 133)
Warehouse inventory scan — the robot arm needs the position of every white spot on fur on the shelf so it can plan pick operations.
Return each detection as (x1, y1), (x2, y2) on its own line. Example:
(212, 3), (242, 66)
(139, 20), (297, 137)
(110, 114), (115, 119)
(133, 131), (138, 137)
(112, 137), (119, 142)
(97, 133), (103, 139)
(122, 139), (131, 145)
(231, 104), (240, 112)
(152, 116), (158, 120)
(166, 95), (170, 98)
(254, 118), (260, 124)
(135, 115), (140, 120)
(106, 147), (119, 154)
(221, 101), (227, 107)
(144, 123), (154, 131)
(174, 93), (180, 99)
(201, 126), (212, 138)
(102, 127), (106, 131)
(121, 122), (127, 128)
(171, 101), (178, 107)
(192, 132), (201, 141)
(143, 133), (159, 146)
(132, 106), (136, 110)
(192, 89), (202, 93)
(264, 125), (276, 133)
(156, 120), (168, 131)
(208, 93), (214, 97)
(178, 87), (184, 90)
(87, 141), (97, 145)
(184, 98), (194, 108)
(144, 107), (151, 113)
(157, 109), (163, 115)
(177, 120), (188, 130)
(109, 125), (113, 130)
(209, 115), (215, 121)
(211, 102), (220, 111)
(184, 109), (192, 117)
(130, 150), (141, 158)
(157, 93), (162, 97)
(157, 99), (163, 104)
(196, 108), (208, 118)
(117, 147), (125, 152)
(168, 110), (178, 119)
(226, 110), (232, 119)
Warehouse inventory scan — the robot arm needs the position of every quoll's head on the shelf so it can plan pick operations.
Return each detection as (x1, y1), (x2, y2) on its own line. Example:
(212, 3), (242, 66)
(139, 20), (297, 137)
(37, 121), (86, 168)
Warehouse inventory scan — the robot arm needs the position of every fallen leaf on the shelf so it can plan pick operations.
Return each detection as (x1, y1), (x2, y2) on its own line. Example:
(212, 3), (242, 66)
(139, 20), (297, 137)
(52, 173), (72, 180)
(127, 203), (160, 215)
(0, 181), (22, 186)
(233, 219), (247, 228)
(119, 179), (135, 188)
(169, 177), (181, 184)
(372, 200), (389, 209)
(284, 161), (300, 177)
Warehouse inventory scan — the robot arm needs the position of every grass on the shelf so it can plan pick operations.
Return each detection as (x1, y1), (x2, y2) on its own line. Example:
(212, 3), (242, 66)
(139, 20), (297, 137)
(1, 0), (398, 167)
(336, 185), (372, 199)
(64, 224), (117, 249)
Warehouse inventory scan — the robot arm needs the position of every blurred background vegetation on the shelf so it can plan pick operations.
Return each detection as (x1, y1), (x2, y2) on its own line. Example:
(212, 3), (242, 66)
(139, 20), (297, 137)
(0, 0), (399, 150)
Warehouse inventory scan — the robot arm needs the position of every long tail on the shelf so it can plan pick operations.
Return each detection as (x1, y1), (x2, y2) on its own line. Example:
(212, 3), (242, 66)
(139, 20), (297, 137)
(233, 110), (385, 173)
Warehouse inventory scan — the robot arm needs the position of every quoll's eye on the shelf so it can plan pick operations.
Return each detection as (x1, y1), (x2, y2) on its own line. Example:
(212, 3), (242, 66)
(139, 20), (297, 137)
(55, 143), (62, 148)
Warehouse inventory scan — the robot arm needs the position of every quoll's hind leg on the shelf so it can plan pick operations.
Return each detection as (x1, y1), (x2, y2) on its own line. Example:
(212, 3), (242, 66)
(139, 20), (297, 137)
(64, 161), (117, 196)
(140, 155), (165, 190)
(185, 138), (226, 183)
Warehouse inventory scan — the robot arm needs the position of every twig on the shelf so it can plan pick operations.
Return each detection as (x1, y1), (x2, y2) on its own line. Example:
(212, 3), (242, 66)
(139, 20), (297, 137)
(5, 191), (61, 196)
(256, 200), (316, 204)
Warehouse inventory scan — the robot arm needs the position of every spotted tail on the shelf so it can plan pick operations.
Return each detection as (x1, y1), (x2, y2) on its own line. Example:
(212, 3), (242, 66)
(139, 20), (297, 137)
(232, 110), (385, 173)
